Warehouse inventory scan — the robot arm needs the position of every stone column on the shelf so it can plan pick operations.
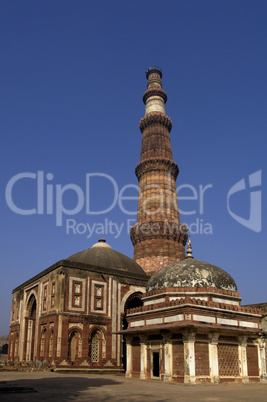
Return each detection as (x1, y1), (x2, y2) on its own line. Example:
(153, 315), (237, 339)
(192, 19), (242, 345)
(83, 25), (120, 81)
(183, 332), (196, 384)
(163, 334), (173, 382)
(209, 333), (219, 384)
(126, 336), (133, 378)
(57, 314), (62, 358)
(238, 336), (249, 383)
(140, 336), (147, 379)
(18, 301), (25, 361)
(258, 337), (267, 382)
(26, 319), (33, 361)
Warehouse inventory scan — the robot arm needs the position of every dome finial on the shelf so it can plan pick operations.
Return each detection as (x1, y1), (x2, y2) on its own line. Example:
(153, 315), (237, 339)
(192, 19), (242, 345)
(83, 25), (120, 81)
(186, 236), (194, 259)
(91, 239), (112, 249)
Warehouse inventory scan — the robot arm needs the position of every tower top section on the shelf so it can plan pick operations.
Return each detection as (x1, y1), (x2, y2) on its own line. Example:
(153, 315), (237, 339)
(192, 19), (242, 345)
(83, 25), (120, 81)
(145, 65), (162, 80)
(143, 65), (167, 115)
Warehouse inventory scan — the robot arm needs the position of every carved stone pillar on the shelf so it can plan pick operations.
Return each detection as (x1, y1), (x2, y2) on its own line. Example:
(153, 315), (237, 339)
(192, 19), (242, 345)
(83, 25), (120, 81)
(140, 336), (148, 379)
(57, 314), (62, 358)
(209, 333), (219, 384)
(26, 319), (33, 361)
(163, 334), (173, 382)
(238, 336), (249, 383)
(126, 336), (133, 378)
(258, 337), (267, 382)
(18, 301), (25, 361)
(183, 332), (196, 383)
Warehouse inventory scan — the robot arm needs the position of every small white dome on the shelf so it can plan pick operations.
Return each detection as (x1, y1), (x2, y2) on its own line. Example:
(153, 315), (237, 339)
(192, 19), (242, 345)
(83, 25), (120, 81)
(91, 239), (112, 249)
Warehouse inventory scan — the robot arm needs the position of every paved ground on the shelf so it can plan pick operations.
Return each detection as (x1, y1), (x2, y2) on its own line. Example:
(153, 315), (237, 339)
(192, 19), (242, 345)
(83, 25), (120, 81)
(0, 372), (267, 401)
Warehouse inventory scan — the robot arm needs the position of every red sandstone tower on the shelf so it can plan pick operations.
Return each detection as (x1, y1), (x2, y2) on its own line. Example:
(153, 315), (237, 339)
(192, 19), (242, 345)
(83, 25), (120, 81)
(130, 66), (188, 275)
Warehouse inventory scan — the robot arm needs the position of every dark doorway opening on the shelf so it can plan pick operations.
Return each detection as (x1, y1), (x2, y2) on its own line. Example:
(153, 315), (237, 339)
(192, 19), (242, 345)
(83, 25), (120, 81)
(153, 352), (160, 377)
(1, 344), (8, 354)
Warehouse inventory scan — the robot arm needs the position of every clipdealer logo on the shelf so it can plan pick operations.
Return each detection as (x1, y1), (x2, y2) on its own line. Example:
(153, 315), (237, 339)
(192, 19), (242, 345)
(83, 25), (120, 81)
(227, 170), (262, 233)
(4, 170), (262, 236)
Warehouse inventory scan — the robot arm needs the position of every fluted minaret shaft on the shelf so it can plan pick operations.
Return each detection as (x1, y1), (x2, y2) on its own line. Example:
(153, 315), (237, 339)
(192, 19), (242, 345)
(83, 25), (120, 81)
(130, 67), (187, 275)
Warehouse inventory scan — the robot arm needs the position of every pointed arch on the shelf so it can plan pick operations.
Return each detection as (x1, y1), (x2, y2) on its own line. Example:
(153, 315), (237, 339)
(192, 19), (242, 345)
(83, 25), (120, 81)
(27, 293), (37, 318)
(120, 288), (145, 315)
(25, 293), (37, 361)
(122, 291), (143, 330)
(124, 292), (143, 312)
(121, 291), (144, 371)
(68, 328), (82, 362)
(88, 327), (106, 364)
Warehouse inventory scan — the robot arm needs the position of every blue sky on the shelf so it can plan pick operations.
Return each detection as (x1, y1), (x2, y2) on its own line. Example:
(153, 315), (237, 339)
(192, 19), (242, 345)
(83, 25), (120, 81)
(1, 0), (266, 336)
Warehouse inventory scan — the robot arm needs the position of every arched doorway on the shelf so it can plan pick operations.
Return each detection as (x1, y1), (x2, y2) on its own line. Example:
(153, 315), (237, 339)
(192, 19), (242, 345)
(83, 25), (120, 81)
(89, 329), (106, 365)
(123, 292), (143, 330)
(68, 330), (81, 363)
(122, 292), (143, 370)
(26, 294), (37, 361)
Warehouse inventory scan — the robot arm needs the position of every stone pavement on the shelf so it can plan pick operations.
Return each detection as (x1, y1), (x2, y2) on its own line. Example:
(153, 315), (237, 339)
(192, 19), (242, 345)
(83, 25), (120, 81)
(0, 372), (267, 401)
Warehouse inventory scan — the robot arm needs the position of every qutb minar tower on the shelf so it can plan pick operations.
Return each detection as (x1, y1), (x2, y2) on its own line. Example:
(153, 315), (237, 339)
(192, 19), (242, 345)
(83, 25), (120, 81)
(130, 66), (188, 275)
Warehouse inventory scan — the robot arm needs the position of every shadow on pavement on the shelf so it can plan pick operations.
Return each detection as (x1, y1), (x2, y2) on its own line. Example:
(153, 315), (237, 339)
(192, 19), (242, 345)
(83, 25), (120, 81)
(0, 375), (122, 401)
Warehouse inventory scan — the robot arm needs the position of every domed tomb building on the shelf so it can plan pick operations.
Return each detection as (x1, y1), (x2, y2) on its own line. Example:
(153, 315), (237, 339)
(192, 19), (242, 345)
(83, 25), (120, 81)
(8, 239), (148, 371)
(122, 240), (266, 383)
